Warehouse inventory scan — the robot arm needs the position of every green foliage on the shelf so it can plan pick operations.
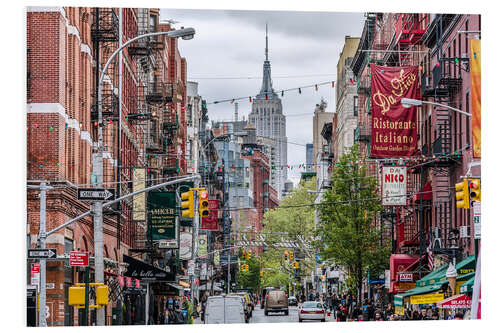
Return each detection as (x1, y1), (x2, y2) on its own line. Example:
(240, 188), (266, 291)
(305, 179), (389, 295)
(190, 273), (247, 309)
(259, 178), (317, 288)
(237, 256), (261, 292)
(318, 144), (390, 299)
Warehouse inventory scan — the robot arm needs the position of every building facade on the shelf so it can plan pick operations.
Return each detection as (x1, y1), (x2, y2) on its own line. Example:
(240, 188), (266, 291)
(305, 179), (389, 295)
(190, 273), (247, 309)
(249, 26), (287, 199)
(334, 36), (361, 162)
(27, 6), (192, 326)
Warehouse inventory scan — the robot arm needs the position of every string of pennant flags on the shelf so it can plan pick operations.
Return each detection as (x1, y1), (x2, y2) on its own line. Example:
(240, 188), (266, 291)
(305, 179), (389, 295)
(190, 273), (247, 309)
(208, 80), (338, 105)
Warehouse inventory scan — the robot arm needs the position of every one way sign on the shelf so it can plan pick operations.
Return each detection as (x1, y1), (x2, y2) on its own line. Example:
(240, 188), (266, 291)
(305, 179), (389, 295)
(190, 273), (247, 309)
(28, 248), (57, 259)
(78, 188), (115, 201)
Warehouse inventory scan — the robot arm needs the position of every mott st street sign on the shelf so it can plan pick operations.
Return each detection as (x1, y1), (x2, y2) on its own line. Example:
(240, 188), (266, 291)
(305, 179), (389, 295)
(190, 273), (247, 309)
(28, 249), (57, 259)
(77, 188), (115, 201)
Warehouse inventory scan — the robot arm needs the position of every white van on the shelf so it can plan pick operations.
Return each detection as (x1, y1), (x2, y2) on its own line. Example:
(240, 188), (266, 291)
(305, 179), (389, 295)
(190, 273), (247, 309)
(204, 295), (246, 324)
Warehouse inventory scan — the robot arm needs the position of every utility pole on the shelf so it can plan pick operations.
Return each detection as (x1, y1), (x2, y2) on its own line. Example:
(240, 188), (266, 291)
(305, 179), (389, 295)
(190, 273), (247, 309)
(28, 182), (54, 327)
(191, 179), (201, 302)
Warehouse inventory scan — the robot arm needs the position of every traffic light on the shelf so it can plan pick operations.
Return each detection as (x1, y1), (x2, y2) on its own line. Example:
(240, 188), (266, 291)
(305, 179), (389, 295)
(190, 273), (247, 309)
(455, 179), (470, 209)
(289, 252), (294, 261)
(246, 251), (251, 260)
(284, 251), (289, 261)
(292, 261), (299, 269)
(240, 264), (249, 272)
(469, 179), (481, 202)
(242, 249), (246, 258)
(181, 190), (195, 218)
(260, 271), (263, 277)
(199, 189), (210, 218)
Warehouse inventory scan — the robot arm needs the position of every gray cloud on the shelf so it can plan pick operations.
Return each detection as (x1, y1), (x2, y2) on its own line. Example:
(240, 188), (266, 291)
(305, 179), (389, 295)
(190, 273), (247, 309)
(160, 8), (363, 183)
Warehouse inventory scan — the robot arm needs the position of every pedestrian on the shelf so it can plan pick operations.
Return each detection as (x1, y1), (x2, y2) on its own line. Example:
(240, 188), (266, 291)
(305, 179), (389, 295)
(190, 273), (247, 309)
(375, 312), (383, 321)
(454, 311), (464, 320)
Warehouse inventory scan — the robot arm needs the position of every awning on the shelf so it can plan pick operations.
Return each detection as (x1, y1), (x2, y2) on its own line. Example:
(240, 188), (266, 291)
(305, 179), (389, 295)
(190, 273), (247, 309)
(460, 277), (475, 294)
(437, 294), (472, 309)
(416, 255), (475, 287)
(123, 255), (176, 282)
(394, 283), (445, 307)
(167, 283), (184, 291)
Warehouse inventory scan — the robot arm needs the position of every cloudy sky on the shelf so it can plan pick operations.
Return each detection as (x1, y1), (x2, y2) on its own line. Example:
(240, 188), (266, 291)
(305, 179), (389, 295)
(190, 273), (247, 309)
(159, 8), (365, 184)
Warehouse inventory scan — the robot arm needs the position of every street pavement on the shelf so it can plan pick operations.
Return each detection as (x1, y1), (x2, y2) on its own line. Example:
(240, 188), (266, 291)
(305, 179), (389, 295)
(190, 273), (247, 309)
(250, 304), (336, 324)
(194, 304), (336, 324)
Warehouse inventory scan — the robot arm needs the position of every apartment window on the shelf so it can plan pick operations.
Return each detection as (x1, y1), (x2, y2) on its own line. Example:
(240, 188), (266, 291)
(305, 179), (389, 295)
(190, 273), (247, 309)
(353, 96), (358, 117)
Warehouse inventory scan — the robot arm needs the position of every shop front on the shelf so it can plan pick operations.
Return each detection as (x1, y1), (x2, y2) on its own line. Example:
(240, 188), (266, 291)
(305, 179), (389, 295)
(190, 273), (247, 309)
(123, 254), (177, 325)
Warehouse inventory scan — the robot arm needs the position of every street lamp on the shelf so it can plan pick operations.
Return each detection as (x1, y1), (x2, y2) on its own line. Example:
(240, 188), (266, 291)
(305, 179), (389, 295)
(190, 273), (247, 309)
(93, 27), (195, 326)
(401, 98), (471, 117)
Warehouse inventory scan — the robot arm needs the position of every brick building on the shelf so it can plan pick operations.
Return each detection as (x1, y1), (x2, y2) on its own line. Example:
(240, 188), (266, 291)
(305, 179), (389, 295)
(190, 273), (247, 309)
(344, 13), (481, 299)
(26, 6), (189, 326)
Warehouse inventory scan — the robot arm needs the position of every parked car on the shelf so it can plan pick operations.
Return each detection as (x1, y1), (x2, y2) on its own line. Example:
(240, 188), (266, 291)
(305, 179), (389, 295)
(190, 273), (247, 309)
(298, 301), (326, 322)
(228, 292), (252, 321)
(265, 289), (289, 316)
(288, 296), (298, 306)
(204, 296), (246, 324)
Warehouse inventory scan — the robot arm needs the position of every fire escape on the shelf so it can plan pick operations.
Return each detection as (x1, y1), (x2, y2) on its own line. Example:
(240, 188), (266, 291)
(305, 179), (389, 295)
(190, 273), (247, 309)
(394, 14), (427, 66)
(421, 14), (464, 258)
(91, 8), (119, 126)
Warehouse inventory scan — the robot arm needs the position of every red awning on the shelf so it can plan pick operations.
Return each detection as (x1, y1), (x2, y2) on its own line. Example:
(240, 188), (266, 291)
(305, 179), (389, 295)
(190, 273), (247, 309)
(413, 182), (432, 202)
(437, 294), (472, 309)
(389, 254), (420, 293)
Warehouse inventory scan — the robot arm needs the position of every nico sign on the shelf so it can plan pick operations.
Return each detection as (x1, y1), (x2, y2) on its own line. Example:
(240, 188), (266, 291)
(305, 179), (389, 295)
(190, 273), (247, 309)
(382, 166), (407, 205)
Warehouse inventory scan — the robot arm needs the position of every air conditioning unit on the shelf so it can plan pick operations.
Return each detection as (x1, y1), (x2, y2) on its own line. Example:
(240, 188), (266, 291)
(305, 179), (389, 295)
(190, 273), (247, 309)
(460, 225), (470, 238)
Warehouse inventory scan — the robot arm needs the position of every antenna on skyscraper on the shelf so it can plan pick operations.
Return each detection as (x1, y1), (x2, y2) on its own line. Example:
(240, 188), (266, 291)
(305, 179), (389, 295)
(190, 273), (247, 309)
(265, 23), (269, 61)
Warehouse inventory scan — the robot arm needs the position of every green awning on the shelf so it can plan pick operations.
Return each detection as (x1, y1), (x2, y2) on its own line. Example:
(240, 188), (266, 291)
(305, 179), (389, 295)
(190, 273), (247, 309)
(460, 276), (475, 294)
(457, 271), (475, 282)
(416, 255), (476, 287)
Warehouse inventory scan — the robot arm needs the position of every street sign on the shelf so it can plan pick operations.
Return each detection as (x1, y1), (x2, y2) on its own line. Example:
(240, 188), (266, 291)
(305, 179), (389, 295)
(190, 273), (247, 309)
(77, 188), (115, 201)
(69, 251), (89, 266)
(28, 248), (57, 259)
(473, 202), (481, 239)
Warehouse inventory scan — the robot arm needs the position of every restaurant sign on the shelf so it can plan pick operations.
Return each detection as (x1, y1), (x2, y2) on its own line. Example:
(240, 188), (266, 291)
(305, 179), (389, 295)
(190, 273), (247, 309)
(410, 293), (444, 305)
(123, 254), (176, 282)
(149, 191), (178, 244)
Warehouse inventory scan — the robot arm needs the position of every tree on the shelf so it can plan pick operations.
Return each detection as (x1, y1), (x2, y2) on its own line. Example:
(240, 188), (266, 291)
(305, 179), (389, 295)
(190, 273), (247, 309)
(260, 178), (317, 292)
(236, 255), (261, 292)
(318, 144), (390, 301)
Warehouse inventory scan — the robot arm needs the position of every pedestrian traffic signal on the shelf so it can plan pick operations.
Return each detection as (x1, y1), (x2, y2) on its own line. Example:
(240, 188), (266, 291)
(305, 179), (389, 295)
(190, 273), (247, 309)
(284, 251), (289, 260)
(68, 286), (85, 306)
(455, 179), (470, 209)
(242, 249), (246, 258)
(289, 252), (294, 261)
(96, 285), (109, 306)
(181, 190), (195, 218)
(469, 179), (481, 202)
(199, 189), (210, 217)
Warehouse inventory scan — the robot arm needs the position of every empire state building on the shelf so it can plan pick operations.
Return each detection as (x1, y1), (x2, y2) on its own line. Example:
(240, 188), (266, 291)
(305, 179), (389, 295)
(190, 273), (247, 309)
(249, 25), (287, 199)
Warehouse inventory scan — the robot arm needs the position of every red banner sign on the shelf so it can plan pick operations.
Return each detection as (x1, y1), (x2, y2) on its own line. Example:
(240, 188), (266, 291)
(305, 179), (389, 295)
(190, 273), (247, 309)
(126, 277), (132, 287)
(201, 200), (218, 230)
(118, 276), (124, 287)
(69, 251), (89, 266)
(370, 65), (420, 157)
(135, 279), (140, 289)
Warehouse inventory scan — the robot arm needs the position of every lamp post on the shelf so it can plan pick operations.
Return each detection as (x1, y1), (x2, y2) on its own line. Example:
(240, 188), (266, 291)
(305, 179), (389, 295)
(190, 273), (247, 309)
(92, 27), (195, 325)
(401, 98), (472, 117)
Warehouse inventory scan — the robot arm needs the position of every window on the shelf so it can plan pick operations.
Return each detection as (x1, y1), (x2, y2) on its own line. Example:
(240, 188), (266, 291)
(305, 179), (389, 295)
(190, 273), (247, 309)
(353, 96), (358, 117)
